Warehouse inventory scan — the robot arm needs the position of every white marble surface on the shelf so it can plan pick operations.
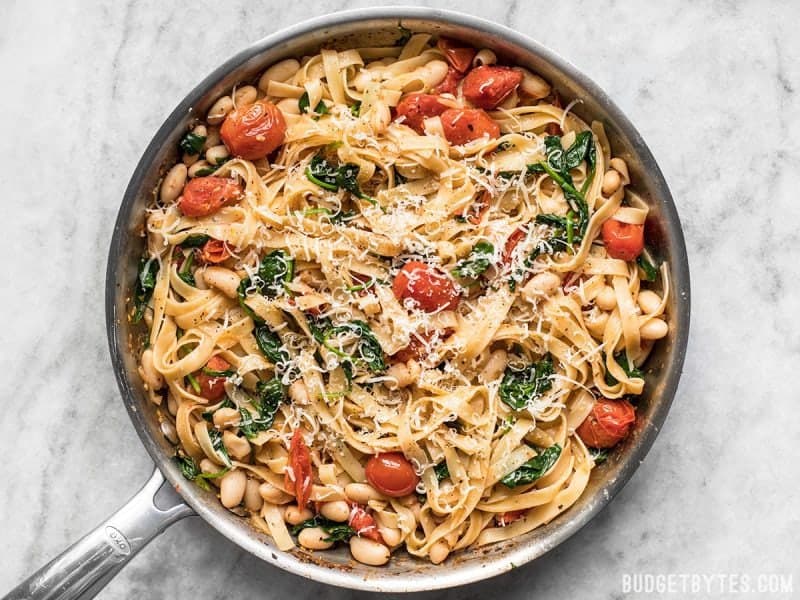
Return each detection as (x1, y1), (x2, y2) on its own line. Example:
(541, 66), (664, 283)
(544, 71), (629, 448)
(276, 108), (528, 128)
(2, 1), (799, 598)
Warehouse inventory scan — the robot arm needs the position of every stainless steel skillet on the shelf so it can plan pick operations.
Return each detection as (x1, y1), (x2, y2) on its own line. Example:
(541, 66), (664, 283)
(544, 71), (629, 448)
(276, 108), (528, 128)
(4, 7), (690, 599)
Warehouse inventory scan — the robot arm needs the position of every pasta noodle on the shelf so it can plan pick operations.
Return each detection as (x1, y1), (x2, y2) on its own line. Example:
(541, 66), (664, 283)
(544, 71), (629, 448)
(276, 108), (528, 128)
(133, 33), (670, 566)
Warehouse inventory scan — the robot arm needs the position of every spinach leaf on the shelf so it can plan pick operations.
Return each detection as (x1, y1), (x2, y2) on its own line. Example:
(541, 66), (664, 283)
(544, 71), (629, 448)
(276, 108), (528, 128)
(589, 448), (609, 465)
(396, 26), (412, 46)
(201, 366), (236, 378)
(604, 353), (644, 386)
(254, 325), (288, 365)
(291, 516), (356, 542)
(239, 378), (285, 438)
(133, 257), (159, 324)
(177, 250), (196, 287)
(185, 372), (202, 394)
(349, 101), (361, 117)
(499, 356), (554, 411)
(238, 250), (295, 322)
(209, 428), (232, 467)
(637, 254), (658, 282)
(179, 132), (206, 156)
(305, 153), (375, 204)
(180, 233), (211, 248)
(298, 91), (328, 117)
(434, 462), (450, 481)
(176, 454), (228, 491)
(310, 317), (386, 374)
(452, 241), (495, 279)
(500, 444), (562, 488)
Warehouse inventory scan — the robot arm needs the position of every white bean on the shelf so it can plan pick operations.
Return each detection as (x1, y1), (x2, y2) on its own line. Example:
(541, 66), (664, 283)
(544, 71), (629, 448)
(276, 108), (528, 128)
(515, 67), (551, 100)
(596, 286), (617, 311)
(298, 527), (334, 550)
(429, 540), (450, 565)
(207, 95), (234, 125)
(187, 160), (211, 178)
(204, 127), (221, 151)
(212, 407), (240, 428)
(349, 537), (390, 566)
(602, 170), (622, 196)
(283, 504), (314, 525)
(159, 163), (187, 204)
(220, 469), (247, 508)
(385, 360), (420, 390)
(258, 58), (301, 91)
(522, 272), (561, 300)
(378, 526), (402, 547)
(139, 349), (163, 390)
(222, 431), (251, 461)
(276, 97), (300, 115)
(610, 158), (630, 185)
(182, 153), (199, 167)
(244, 478), (263, 511)
(345, 483), (383, 504)
(585, 309), (609, 338)
(473, 49), (497, 67)
(320, 500), (350, 522)
(637, 290), (662, 314)
(200, 458), (220, 476)
(202, 267), (240, 299)
(233, 85), (258, 107)
(260, 483), (294, 505)
(640, 318), (669, 340)
(205, 144), (230, 165)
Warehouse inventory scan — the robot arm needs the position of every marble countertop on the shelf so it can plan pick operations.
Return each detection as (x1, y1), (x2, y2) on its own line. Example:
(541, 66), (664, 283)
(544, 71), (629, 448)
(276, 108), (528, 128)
(2, 1), (798, 598)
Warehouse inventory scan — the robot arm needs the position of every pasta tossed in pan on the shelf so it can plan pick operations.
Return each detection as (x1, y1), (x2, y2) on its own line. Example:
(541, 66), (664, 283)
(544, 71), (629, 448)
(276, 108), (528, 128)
(134, 32), (670, 566)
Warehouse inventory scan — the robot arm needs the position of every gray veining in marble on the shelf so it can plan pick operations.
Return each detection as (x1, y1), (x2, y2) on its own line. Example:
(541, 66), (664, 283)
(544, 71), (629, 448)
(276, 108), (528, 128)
(1, 1), (799, 598)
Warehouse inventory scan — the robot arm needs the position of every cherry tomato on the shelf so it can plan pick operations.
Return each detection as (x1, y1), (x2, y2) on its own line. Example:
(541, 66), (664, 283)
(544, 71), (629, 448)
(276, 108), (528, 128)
(437, 38), (476, 73)
(286, 429), (313, 508)
(496, 510), (526, 527)
(502, 227), (527, 264)
(465, 190), (491, 225)
(395, 93), (448, 134)
(440, 109), (500, 146)
(178, 176), (243, 218)
(199, 239), (230, 264)
(546, 92), (563, 136)
(576, 398), (636, 448)
(365, 452), (420, 498)
(393, 328), (454, 363)
(433, 66), (463, 95)
(348, 503), (383, 542)
(601, 219), (645, 261)
(220, 99), (286, 160)
(194, 355), (231, 401)
(393, 261), (460, 312)
(462, 66), (523, 110)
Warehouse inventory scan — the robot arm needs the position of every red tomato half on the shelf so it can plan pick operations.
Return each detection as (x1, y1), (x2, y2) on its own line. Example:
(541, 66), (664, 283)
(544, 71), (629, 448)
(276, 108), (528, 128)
(466, 190), (491, 225)
(194, 355), (231, 401)
(179, 176), (243, 218)
(496, 510), (526, 527)
(576, 398), (636, 449)
(393, 328), (454, 363)
(440, 109), (500, 145)
(437, 38), (476, 73)
(220, 99), (286, 160)
(433, 66), (463, 95)
(395, 93), (448, 134)
(286, 429), (313, 508)
(199, 239), (230, 264)
(393, 261), (460, 312)
(462, 66), (522, 110)
(502, 227), (527, 264)
(348, 503), (383, 542)
(601, 219), (645, 261)
(365, 452), (420, 498)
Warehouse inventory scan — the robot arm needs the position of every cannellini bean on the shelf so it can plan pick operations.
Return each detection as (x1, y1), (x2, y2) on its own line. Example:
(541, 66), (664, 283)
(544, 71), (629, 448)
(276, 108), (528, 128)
(166, 392), (178, 417)
(345, 483), (383, 504)
(595, 286), (617, 311)
(640, 318), (669, 340)
(473, 48), (497, 67)
(259, 59), (301, 91)
(602, 170), (622, 196)
(480, 349), (507, 383)
(204, 127), (221, 150)
(298, 527), (334, 550)
(429, 540), (450, 565)
(233, 85), (258, 107)
(522, 272), (561, 300)
(144, 307), (154, 328)
(212, 406), (240, 428)
(159, 163), (187, 204)
(288, 380), (310, 405)
(187, 160), (211, 178)
(200, 458), (221, 475)
(320, 500), (350, 522)
(223, 431), (251, 461)
(139, 349), (163, 390)
(369, 101), (392, 133)
(418, 60), (448, 90)
(378, 526), (402, 547)
(276, 97), (300, 115)
(220, 469), (247, 508)
(283, 503), (314, 525)
(610, 158), (630, 185)
(260, 483), (294, 505)
(191, 124), (208, 139)
(515, 67), (551, 100)
(585, 309), (609, 339)
(349, 537), (390, 566)
(202, 267), (240, 299)
(182, 153), (199, 167)
(637, 290), (662, 314)
(205, 144), (230, 165)
(244, 478), (263, 511)
(207, 95), (234, 125)
(385, 360), (421, 390)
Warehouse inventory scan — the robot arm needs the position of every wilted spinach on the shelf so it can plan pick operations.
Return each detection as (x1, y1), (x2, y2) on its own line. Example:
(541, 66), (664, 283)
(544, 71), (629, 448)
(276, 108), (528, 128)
(309, 317), (386, 374)
(238, 250), (295, 322)
(176, 454), (228, 491)
(637, 254), (658, 282)
(500, 444), (562, 488)
(434, 462), (450, 481)
(604, 353), (644, 386)
(298, 91), (329, 117)
(452, 241), (495, 279)
(133, 257), (159, 324)
(499, 356), (554, 411)
(291, 516), (355, 542)
(179, 131), (206, 156)
(305, 154), (375, 204)
(239, 378), (286, 439)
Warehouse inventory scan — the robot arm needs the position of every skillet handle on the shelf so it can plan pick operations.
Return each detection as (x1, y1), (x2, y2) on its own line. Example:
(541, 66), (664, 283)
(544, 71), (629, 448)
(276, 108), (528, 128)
(3, 468), (193, 600)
